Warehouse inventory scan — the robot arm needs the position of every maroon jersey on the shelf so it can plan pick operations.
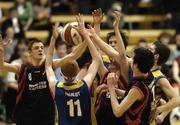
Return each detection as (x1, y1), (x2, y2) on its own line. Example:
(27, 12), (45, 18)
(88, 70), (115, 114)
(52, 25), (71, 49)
(95, 72), (127, 125)
(124, 77), (151, 125)
(13, 63), (55, 125)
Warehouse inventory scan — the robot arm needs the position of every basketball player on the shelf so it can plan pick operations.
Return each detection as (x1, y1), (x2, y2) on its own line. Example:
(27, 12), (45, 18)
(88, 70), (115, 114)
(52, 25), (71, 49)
(89, 10), (128, 125)
(90, 11), (178, 124)
(0, 31), (86, 124)
(107, 47), (155, 125)
(45, 15), (101, 125)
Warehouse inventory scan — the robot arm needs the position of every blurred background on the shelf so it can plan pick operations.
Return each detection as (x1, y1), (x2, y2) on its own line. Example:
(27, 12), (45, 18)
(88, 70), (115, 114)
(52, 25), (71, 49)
(0, 0), (180, 125)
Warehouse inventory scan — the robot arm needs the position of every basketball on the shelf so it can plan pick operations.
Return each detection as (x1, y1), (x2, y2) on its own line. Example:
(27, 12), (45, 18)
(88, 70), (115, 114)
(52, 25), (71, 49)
(59, 22), (83, 46)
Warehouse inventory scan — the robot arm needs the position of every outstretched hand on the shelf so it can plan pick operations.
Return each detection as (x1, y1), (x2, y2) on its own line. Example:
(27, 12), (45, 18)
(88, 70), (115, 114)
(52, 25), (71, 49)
(73, 13), (87, 36)
(92, 8), (104, 25)
(112, 11), (121, 28)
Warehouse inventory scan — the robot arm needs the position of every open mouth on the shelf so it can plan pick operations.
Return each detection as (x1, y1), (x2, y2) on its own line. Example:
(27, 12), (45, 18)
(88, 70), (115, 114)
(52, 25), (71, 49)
(38, 53), (43, 56)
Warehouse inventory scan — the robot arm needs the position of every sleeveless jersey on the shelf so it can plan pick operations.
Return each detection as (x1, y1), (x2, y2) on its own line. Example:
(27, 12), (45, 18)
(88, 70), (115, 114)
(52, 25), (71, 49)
(13, 63), (55, 125)
(95, 72), (127, 125)
(124, 77), (151, 125)
(55, 80), (91, 125)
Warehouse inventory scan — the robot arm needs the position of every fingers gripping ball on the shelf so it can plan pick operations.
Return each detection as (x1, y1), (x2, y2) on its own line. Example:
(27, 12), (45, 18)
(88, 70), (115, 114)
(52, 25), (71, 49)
(60, 22), (83, 46)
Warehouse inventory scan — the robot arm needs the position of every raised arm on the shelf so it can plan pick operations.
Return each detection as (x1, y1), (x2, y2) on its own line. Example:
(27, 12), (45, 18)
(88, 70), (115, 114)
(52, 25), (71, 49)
(90, 29), (119, 63)
(91, 8), (108, 78)
(107, 73), (142, 117)
(45, 23), (59, 96)
(0, 34), (20, 74)
(53, 42), (87, 69)
(74, 14), (101, 89)
(92, 8), (104, 35)
(113, 11), (129, 83)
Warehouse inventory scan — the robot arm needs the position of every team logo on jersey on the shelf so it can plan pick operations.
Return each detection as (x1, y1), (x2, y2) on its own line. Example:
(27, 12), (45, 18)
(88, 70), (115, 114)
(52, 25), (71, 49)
(28, 73), (32, 81)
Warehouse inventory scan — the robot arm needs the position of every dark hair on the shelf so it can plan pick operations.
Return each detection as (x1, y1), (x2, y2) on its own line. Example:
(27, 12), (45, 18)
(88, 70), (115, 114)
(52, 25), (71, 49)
(107, 31), (128, 49)
(158, 32), (171, 40)
(55, 40), (67, 50)
(153, 41), (170, 65)
(28, 38), (43, 51)
(133, 47), (154, 73)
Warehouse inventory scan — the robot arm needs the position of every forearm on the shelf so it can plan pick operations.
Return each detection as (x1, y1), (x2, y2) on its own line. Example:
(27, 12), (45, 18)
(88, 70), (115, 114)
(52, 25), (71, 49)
(114, 27), (129, 82)
(115, 88), (125, 97)
(83, 34), (100, 61)
(114, 27), (126, 57)
(91, 34), (119, 60)
(46, 37), (56, 66)
(109, 87), (122, 117)
(94, 24), (100, 36)
(70, 42), (87, 60)
(159, 97), (180, 112)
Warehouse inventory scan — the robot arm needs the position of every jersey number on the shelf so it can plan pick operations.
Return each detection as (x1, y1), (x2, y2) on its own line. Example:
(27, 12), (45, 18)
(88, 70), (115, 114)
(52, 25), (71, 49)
(67, 99), (82, 117)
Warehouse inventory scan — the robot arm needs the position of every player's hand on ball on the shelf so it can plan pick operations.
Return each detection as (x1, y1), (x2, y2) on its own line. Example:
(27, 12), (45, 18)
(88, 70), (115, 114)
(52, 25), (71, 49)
(92, 8), (104, 25)
(112, 11), (121, 28)
(74, 13), (87, 36)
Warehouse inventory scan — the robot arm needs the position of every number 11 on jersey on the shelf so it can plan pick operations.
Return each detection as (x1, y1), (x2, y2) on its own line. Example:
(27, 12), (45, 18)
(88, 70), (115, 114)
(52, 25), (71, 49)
(67, 99), (82, 117)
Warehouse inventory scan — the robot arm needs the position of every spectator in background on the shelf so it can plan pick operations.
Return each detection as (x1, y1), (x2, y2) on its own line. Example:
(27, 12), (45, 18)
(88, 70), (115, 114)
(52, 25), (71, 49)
(4, 46), (29, 124)
(136, 38), (148, 48)
(15, 0), (33, 31)
(4, 27), (18, 62)
(32, 0), (51, 30)
(158, 31), (172, 45)
(1, 7), (24, 40)
(172, 33), (180, 59)
(53, 39), (67, 82)
(103, 1), (124, 29)
(162, 0), (180, 32)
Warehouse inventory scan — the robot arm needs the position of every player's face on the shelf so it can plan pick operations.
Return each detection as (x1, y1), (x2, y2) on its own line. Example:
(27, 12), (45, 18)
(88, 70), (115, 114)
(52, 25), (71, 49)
(108, 36), (117, 50)
(30, 42), (45, 60)
(148, 44), (156, 54)
(57, 44), (67, 58)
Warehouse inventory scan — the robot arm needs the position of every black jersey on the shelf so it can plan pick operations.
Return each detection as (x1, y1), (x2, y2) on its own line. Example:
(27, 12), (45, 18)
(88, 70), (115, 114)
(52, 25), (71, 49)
(123, 77), (151, 125)
(13, 63), (55, 125)
(95, 72), (127, 125)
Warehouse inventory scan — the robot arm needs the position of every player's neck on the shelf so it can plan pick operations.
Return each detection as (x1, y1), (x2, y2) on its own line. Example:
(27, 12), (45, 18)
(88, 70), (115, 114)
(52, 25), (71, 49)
(151, 64), (159, 71)
(31, 58), (45, 67)
(64, 78), (75, 83)
(133, 69), (148, 78)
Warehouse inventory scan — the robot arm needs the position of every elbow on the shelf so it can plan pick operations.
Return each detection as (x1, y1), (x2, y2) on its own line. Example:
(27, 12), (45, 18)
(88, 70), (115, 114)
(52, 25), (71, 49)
(113, 107), (123, 117)
(114, 111), (122, 118)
